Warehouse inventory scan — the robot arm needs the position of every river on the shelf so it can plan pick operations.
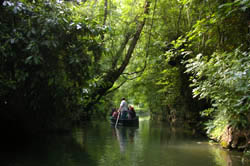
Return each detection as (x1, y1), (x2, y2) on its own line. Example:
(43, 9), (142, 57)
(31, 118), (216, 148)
(0, 116), (248, 166)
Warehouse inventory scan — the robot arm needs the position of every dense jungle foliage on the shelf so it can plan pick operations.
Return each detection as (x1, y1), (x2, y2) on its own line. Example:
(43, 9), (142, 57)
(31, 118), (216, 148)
(0, 0), (103, 129)
(0, 0), (249, 150)
(111, 0), (250, 149)
(0, 0), (150, 129)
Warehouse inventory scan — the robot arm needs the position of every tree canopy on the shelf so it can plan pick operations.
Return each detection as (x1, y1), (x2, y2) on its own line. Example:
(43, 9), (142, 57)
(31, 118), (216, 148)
(0, 0), (151, 129)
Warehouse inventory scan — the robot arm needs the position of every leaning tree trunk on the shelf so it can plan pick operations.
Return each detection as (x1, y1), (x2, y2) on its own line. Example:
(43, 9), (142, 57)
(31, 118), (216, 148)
(85, 1), (150, 111)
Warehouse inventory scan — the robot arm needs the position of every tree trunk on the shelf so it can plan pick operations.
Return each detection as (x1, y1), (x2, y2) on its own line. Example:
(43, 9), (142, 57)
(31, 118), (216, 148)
(85, 1), (150, 110)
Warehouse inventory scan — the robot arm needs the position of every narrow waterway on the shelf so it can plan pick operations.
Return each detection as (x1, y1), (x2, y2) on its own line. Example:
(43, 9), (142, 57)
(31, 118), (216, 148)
(1, 117), (248, 166)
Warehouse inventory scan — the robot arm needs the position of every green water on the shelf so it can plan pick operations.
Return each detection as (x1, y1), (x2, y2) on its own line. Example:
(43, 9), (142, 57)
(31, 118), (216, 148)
(1, 117), (249, 166)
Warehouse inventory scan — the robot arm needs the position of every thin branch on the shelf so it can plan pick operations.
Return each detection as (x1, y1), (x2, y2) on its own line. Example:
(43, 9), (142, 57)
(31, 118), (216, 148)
(101, 0), (108, 40)
(112, 33), (132, 69)
(122, 63), (147, 76)
(85, 0), (151, 110)
(117, 1), (150, 75)
(122, 0), (158, 77)
(103, 0), (108, 26)
(105, 73), (142, 95)
(105, 80), (127, 95)
(177, 5), (184, 38)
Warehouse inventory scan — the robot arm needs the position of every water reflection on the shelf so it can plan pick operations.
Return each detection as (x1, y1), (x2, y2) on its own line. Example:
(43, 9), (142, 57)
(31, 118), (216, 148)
(207, 144), (247, 166)
(113, 126), (138, 153)
(0, 120), (249, 166)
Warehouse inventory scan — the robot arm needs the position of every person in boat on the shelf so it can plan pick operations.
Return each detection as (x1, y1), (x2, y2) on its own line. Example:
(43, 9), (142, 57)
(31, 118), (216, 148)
(128, 105), (136, 119)
(112, 109), (119, 119)
(118, 97), (129, 119)
(110, 108), (116, 116)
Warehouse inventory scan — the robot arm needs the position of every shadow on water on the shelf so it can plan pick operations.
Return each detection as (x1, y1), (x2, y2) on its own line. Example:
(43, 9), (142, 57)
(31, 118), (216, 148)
(0, 119), (248, 166)
(0, 130), (96, 166)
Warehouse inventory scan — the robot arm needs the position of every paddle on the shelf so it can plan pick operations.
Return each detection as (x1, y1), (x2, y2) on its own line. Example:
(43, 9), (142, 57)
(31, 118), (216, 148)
(115, 111), (121, 128)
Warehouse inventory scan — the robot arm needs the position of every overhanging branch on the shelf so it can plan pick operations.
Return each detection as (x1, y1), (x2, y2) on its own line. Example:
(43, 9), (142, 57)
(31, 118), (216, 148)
(84, 0), (151, 110)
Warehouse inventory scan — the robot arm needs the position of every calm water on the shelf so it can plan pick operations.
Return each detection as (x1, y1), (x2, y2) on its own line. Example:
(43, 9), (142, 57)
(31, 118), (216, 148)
(0, 117), (249, 166)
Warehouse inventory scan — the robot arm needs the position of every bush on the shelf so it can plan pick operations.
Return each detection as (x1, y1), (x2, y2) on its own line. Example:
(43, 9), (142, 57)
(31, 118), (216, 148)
(185, 48), (250, 134)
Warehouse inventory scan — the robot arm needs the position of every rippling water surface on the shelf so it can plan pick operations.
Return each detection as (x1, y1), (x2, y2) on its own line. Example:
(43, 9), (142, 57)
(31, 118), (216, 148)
(1, 117), (248, 166)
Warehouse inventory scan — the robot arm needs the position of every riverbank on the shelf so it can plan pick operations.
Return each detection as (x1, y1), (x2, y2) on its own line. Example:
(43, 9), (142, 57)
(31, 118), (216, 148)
(207, 125), (250, 159)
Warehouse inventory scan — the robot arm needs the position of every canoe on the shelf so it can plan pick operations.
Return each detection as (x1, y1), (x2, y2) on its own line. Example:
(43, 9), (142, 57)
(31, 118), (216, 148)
(110, 116), (139, 126)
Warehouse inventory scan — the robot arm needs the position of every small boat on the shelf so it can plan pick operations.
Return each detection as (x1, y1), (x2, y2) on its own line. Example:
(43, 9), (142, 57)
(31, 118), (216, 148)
(110, 116), (139, 126)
